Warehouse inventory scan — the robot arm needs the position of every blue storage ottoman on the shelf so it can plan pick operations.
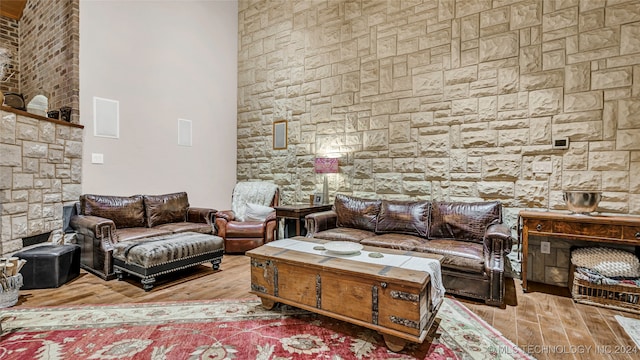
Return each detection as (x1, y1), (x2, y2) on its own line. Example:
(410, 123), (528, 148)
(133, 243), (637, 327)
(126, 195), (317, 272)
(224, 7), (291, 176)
(14, 244), (81, 289)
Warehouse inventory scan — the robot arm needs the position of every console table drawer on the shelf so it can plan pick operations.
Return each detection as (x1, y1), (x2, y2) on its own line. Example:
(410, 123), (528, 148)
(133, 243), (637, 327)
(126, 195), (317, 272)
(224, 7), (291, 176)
(623, 227), (640, 241)
(525, 219), (552, 232)
(553, 221), (621, 239)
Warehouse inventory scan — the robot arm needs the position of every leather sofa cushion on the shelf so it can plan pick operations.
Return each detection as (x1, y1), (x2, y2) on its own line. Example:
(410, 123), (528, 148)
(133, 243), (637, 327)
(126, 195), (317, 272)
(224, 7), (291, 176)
(334, 194), (381, 232)
(314, 228), (374, 243)
(81, 194), (146, 229)
(376, 200), (430, 237)
(115, 227), (171, 243)
(154, 222), (212, 234)
(360, 233), (424, 251)
(143, 192), (189, 227)
(428, 201), (501, 243)
(415, 239), (485, 273)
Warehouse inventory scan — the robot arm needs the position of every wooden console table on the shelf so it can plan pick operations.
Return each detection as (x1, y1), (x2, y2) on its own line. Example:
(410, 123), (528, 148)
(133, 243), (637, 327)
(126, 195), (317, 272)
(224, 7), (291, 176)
(274, 204), (332, 238)
(519, 211), (640, 292)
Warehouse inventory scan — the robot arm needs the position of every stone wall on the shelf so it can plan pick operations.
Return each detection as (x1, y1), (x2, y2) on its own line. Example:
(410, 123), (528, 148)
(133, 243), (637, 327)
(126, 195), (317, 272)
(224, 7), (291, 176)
(237, 0), (640, 234)
(0, 0), (80, 123)
(0, 108), (83, 255)
(0, 16), (20, 93)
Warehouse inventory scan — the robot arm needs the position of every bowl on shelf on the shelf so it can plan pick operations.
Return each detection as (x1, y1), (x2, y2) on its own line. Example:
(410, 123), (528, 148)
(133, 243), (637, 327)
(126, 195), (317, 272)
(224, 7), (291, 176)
(563, 191), (602, 215)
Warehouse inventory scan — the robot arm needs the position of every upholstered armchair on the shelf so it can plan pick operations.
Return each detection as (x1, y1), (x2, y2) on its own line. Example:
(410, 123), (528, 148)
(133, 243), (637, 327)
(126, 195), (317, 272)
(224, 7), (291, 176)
(215, 182), (279, 253)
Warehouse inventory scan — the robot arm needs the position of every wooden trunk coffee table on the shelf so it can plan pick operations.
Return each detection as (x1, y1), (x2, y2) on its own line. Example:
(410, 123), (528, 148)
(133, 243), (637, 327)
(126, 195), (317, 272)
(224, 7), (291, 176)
(246, 237), (444, 352)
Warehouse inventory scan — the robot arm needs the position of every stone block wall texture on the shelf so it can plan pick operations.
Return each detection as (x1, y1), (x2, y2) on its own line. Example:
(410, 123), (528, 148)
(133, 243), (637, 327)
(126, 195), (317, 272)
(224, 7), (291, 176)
(0, 0), (79, 122)
(0, 109), (83, 255)
(237, 0), (640, 233)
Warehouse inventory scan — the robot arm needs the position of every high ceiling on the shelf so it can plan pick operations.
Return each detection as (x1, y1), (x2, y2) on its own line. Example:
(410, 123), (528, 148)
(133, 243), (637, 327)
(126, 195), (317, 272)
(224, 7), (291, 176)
(0, 0), (27, 20)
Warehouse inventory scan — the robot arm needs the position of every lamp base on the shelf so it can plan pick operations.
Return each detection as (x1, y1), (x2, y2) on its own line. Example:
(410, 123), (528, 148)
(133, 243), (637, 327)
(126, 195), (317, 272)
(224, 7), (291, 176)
(322, 175), (330, 204)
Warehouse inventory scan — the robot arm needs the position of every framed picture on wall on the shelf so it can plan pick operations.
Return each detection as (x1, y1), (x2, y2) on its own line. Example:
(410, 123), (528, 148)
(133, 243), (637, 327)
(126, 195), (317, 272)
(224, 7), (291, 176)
(273, 120), (287, 150)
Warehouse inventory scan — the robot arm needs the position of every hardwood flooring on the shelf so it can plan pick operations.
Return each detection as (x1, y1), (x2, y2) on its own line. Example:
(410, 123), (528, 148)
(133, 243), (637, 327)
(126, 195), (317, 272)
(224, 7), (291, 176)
(9, 255), (640, 359)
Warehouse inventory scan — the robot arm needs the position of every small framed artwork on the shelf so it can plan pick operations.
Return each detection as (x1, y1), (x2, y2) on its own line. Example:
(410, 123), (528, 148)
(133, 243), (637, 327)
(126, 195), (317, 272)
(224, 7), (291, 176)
(313, 193), (324, 205)
(273, 120), (287, 150)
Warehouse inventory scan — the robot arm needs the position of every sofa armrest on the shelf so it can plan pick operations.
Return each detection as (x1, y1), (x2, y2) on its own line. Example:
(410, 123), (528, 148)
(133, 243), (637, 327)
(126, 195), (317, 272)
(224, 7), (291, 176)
(305, 210), (338, 237)
(484, 223), (513, 253)
(187, 207), (217, 224)
(215, 210), (236, 223)
(214, 210), (236, 239)
(70, 215), (117, 245)
(264, 212), (277, 243)
(70, 214), (118, 279)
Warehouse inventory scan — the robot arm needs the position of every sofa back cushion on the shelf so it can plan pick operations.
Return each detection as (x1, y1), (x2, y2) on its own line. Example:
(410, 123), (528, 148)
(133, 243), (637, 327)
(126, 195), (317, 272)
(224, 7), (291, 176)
(143, 192), (189, 227)
(376, 200), (430, 237)
(80, 194), (146, 228)
(334, 194), (380, 232)
(428, 201), (501, 243)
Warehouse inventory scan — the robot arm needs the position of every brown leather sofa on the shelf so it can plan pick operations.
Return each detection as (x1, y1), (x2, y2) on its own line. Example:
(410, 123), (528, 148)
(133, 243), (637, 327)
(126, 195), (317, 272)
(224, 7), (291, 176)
(305, 194), (513, 306)
(70, 192), (216, 280)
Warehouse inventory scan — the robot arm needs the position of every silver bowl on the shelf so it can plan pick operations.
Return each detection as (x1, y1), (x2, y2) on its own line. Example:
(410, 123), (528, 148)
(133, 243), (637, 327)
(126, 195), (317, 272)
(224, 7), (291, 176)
(563, 191), (602, 214)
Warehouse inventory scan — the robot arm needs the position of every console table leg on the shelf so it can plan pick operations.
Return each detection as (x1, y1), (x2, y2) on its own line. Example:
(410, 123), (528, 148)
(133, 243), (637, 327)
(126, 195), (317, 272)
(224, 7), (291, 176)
(382, 334), (406, 352)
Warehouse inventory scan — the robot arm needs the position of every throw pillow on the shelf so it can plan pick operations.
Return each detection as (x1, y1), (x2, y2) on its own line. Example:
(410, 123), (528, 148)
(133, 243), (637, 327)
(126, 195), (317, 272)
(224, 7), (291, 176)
(81, 194), (146, 228)
(571, 247), (640, 278)
(428, 201), (501, 242)
(376, 200), (430, 237)
(143, 192), (189, 227)
(244, 203), (275, 222)
(334, 194), (381, 232)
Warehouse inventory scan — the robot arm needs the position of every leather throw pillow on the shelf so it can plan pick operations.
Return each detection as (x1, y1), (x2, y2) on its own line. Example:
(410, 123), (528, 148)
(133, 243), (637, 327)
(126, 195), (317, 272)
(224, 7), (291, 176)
(81, 194), (146, 228)
(376, 200), (430, 237)
(143, 192), (189, 227)
(334, 194), (380, 232)
(428, 201), (501, 242)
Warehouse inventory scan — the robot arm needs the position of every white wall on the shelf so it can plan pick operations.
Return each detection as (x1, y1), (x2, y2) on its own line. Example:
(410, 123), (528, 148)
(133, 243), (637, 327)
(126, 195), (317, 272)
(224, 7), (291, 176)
(79, 0), (237, 209)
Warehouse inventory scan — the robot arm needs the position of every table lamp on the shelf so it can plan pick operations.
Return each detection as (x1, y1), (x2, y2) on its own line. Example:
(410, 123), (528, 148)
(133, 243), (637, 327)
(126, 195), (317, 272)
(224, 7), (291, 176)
(314, 157), (339, 205)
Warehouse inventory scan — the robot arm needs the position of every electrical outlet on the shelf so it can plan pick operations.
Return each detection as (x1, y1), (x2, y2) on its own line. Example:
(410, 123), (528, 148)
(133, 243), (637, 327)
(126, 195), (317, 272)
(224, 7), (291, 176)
(532, 161), (552, 173)
(541, 241), (551, 254)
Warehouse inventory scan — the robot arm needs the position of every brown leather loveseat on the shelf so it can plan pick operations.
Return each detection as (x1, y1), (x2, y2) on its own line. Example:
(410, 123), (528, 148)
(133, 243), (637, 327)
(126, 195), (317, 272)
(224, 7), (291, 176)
(305, 194), (513, 306)
(70, 192), (216, 280)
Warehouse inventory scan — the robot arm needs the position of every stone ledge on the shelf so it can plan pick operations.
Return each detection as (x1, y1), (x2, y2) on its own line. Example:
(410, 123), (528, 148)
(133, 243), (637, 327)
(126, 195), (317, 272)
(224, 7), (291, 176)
(1, 106), (83, 129)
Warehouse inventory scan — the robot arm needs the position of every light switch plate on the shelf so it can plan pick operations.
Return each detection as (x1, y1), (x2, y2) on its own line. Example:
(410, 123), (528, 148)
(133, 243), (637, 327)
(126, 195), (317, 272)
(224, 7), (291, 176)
(541, 241), (551, 254)
(91, 153), (104, 164)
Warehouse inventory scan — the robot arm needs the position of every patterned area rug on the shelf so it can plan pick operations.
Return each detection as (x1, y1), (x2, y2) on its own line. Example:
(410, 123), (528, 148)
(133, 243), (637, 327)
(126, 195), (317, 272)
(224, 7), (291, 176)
(0, 298), (533, 359)
(615, 315), (640, 348)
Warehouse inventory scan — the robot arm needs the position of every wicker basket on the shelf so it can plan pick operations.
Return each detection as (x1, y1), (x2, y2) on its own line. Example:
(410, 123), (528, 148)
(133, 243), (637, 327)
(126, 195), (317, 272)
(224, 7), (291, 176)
(0, 273), (23, 308)
(570, 270), (640, 314)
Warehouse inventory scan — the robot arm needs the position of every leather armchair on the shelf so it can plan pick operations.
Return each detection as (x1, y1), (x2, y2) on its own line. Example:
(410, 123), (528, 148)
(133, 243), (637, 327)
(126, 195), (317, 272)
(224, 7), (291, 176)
(215, 182), (279, 253)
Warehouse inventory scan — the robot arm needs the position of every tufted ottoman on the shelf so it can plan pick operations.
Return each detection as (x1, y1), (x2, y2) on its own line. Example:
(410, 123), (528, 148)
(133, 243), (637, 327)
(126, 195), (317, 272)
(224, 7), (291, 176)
(112, 232), (224, 291)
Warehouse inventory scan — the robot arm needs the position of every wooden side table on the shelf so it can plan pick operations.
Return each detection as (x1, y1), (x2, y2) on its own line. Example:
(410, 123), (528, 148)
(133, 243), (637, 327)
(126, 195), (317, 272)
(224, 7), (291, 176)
(518, 210), (640, 292)
(275, 204), (333, 238)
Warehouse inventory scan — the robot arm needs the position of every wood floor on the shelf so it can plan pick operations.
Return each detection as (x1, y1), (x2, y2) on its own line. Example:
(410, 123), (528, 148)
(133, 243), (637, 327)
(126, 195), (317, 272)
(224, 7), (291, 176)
(10, 254), (640, 360)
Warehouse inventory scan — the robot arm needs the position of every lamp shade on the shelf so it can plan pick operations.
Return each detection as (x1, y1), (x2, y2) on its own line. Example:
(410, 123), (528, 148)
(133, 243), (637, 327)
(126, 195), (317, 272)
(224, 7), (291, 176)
(314, 157), (339, 173)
